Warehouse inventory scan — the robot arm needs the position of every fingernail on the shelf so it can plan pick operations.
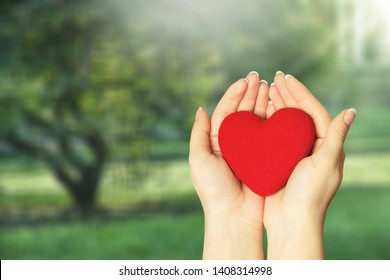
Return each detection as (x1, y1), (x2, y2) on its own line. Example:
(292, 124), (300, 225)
(249, 71), (259, 77)
(343, 108), (357, 125)
(260, 79), (268, 85)
(270, 82), (275, 87)
(195, 107), (203, 120)
(243, 78), (249, 83)
(275, 70), (285, 76)
(285, 74), (293, 80)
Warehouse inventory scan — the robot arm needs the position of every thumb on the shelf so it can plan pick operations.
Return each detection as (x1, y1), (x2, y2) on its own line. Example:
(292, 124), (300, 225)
(317, 108), (357, 162)
(189, 107), (212, 165)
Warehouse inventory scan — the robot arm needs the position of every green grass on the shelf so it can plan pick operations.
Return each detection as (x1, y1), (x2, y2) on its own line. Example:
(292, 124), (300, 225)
(0, 213), (204, 260)
(0, 159), (195, 214)
(343, 153), (390, 186)
(1, 152), (390, 259)
(325, 187), (390, 259)
(1, 187), (390, 260)
(344, 109), (390, 154)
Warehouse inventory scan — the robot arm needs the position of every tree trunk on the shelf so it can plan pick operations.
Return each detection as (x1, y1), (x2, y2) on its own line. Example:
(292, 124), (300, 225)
(6, 111), (107, 217)
(51, 131), (107, 216)
(68, 179), (99, 216)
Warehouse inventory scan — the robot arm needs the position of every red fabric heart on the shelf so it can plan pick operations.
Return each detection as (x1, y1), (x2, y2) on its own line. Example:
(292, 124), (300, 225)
(219, 108), (316, 196)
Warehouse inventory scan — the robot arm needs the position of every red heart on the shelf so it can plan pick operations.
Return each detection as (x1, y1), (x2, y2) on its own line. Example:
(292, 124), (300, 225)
(218, 108), (316, 196)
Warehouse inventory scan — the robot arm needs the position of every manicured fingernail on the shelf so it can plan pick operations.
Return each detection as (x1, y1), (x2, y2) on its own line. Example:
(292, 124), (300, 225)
(195, 107), (203, 120)
(268, 100), (273, 105)
(275, 70), (284, 76)
(270, 82), (275, 87)
(249, 71), (259, 77)
(343, 108), (357, 125)
(260, 79), (268, 85)
(285, 74), (293, 80)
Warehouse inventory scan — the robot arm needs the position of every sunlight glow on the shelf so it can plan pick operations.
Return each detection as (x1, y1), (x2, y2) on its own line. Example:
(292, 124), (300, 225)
(371, 0), (390, 39)
(338, 0), (390, 65)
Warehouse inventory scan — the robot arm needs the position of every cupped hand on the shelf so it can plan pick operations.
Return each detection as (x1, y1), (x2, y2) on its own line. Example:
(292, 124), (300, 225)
(263, 72), (356, 259)
(189, 71), (269, 259)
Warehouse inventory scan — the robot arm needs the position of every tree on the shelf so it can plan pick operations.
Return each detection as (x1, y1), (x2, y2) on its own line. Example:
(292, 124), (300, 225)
(0, 0), (114, 213)
(0, 0), (218, 214)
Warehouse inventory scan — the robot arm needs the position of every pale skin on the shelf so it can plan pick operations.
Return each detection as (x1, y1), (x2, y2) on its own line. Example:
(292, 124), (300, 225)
(189, 71), (356, 259)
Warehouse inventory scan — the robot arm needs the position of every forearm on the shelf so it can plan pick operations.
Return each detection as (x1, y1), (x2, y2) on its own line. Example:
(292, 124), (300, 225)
(202, 212), (264, 260)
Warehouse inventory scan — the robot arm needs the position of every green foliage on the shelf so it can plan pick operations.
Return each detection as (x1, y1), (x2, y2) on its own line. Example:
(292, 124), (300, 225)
(0, 0), (220, 208)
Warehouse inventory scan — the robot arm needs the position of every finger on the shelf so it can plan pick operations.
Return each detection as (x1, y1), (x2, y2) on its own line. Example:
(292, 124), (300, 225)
(274, 71), (299, 108)
(238, 71), (261, 112)
(254, 80), (269, 119)
(317, 108), (357, 163)
(286, 75), (331, 138)
(266, 102), (276, 118)
(269, 83), (286, 110)
(189, 107), (212, 165)
(211, 79), (248, 136)
(210, 79), (248, 150)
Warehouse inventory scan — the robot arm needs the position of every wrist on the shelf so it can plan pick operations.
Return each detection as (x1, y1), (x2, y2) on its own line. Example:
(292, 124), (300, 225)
(265, 211), (325, 260)
(202, 210), (264, 260)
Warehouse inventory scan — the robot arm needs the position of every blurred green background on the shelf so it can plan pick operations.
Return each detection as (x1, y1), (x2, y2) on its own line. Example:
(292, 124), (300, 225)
(1, 0), (390, 260)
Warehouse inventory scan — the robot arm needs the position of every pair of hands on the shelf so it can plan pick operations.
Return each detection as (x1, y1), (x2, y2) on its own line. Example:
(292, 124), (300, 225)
(189, 71), (356, 259)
